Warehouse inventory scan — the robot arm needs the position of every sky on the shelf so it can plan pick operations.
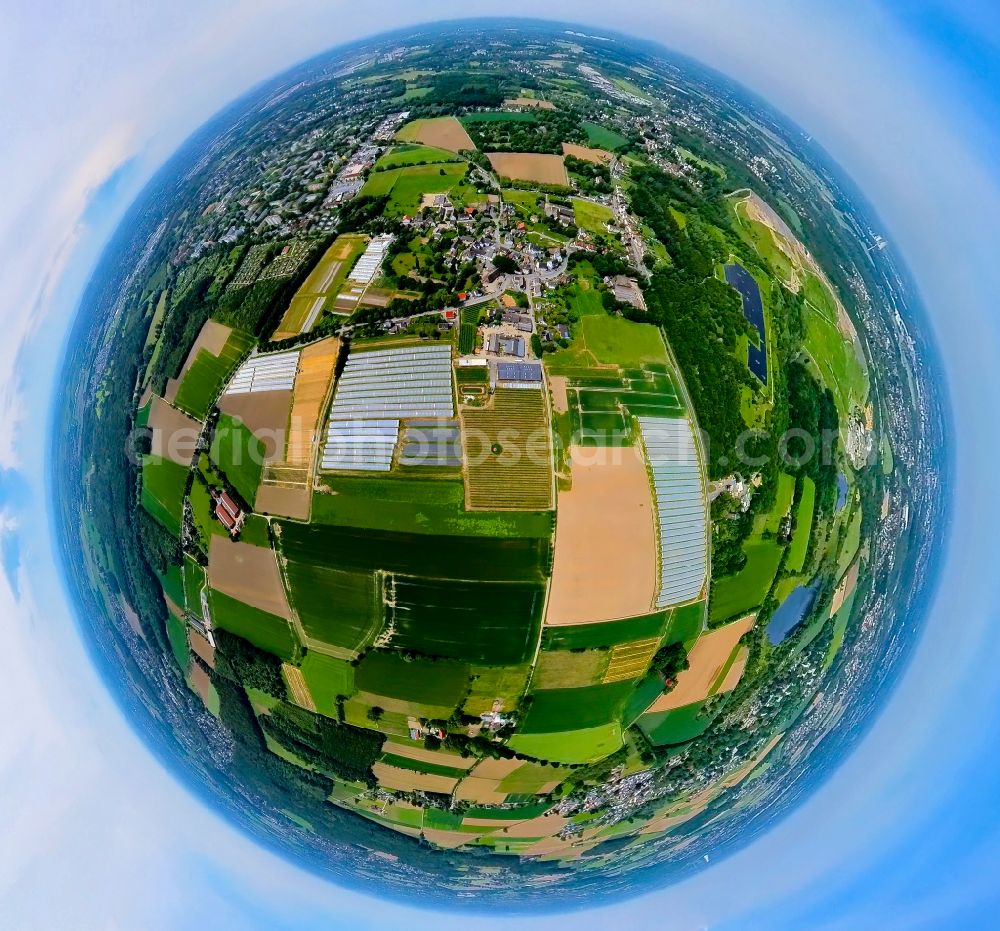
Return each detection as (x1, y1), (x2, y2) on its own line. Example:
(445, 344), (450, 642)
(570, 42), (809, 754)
(2, 2), (1000, 928)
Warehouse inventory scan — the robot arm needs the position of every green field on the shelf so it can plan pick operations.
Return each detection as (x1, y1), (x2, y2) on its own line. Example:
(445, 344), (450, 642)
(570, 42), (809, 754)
(380, 753), (468, 779)
(520, 681), (635, 733)
(623, 674), (667, 725)
(572, 199), (615, 233)
(312, 476), (553, 538)
(496, 762), (562, 794)
(546, 314), (667, 372)
(210, 414), (265, 503)
(458, 306), (480, 354)
(582, 121), (628, 151)
(787, 478), (816, 573)
(360, 162), (470, 216)
(208, 589), (297, 660)
(638, 701), (712, 746)
(541, 612), (667, 651)
(355, 651), (469, 708)
(166, 611), (189, 670)
(801, 273), (868, 415)
(299, 652), (356, 716)
(375, 144), (462, 169)
(140, 455), (189, 537)
(533, 649), (608, 689)
(174, 328), (253, 420)
(390, 577), (544, 665)
(710, 541), (784, 623)
(158, 564), (185, 609)
(462, 110), (539, 124)
(280, 520), (550, 582)
(508, 723), (623, 764)
(282, 560), (381, 653)
(463, 664), (531, 715)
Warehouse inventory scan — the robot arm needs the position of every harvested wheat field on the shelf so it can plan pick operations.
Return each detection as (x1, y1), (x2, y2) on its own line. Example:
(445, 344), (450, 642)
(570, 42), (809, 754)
(562, 142), (613, 164)
(546, 444), (657, 626)
(487, 152), (569, 187)
(372, 763), (459, 795)
(256, 337), (339, 518)
(504, 97), (555, 109)
(648, 614), (755, 712)
(549, 375), (569, 413)
(283, 663), (317, 711)
(830, 559), (860, 616)
(454, 776), (509, 805)
(396, 116), (475, 153)
(164, 319), (232, 402)
(147, 395), (200, 466)
(218, 389), (292, 460)
(207, 537), (292, 620)
(255, 484), (310, 520)
(189, 630), (215, 668)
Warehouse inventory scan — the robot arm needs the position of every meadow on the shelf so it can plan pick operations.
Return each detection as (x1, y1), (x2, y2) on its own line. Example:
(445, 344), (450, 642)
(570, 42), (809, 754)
(140, 454), (189, 537)
(572, 199), (615, 233)
(508, 723), (622, 764)
(520, 681), (635, 732)
(355, 650), (469, 709)
(582, 121), (629, 151)
(210, 414), (265, 503)
(638, 700), (711, 746)
(786, 477), (816, 573)
(360, 162), (471, 216)
(298, 652), (355, 716)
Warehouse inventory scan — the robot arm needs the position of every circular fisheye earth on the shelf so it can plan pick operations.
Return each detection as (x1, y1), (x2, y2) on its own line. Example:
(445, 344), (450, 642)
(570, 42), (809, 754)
(53, 19), (948, 909)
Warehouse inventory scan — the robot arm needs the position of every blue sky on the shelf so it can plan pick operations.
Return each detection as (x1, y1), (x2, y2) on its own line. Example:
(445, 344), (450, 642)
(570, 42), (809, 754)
(2, 2), (1000, 928)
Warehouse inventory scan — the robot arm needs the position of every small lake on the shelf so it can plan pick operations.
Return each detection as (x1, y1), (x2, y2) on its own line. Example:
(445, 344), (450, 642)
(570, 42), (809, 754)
(767, 583), (819, 644)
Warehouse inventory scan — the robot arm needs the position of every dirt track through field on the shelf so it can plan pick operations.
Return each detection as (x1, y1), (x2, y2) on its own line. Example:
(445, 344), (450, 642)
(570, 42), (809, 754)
(546, 444), (657, 625)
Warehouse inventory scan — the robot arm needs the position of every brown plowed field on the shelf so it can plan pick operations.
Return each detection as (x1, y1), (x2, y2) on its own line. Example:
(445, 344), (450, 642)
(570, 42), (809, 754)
(207, 537), (292, 620)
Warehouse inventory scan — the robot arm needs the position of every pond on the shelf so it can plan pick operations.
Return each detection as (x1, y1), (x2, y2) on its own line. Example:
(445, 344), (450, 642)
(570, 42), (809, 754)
(767, 583), (819, 644)
(836, 472), (849, 511)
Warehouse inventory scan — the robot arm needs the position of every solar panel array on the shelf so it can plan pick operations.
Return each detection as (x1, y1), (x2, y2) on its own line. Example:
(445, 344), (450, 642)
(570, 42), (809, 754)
(347, 234), (394, 285)
(497, 362), (543, 384)
(321, 419), (399, 472)
(322, 345), (455, 472)
(329, 345), (454, 420)
(225, 350), (299, 395)
(638, 416), (708, 608)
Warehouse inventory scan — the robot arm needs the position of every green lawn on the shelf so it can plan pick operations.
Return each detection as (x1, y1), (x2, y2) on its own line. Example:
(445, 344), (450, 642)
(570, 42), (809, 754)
(547, 314), (667, 372)
(360, 163), (469, 216)
(787, 478), (816, 573)
(166, 611), (189, 671)
(355, 651), (469, 708)
(299, 652), (356, 716)
(582, 121), (628, 151)
(174, 328), (253, 421)
(375, 144), (462, 169)
(710, 541), (784, 623)
(638, 700), (711, 746)
(210, 414), (265, 504)
(140, 455), (188, 537)
(572, 199), (615, 233)
(507, 723), (623, 764)
(208, 588), (298, 660)
(520, 682), (635, 733)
